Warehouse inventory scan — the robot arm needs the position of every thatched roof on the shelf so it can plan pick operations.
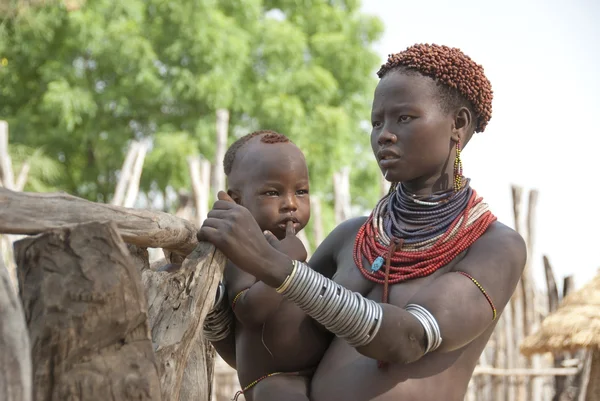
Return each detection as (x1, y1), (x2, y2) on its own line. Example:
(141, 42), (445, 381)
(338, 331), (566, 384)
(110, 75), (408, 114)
(521, 272), (600, 356)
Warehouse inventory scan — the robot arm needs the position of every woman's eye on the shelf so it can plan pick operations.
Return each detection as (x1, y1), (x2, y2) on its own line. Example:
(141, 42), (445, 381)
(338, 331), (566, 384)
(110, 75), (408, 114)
(264, 191), (278, 196)
(398, 115), (412, 123)
(372, 121), (382, 128)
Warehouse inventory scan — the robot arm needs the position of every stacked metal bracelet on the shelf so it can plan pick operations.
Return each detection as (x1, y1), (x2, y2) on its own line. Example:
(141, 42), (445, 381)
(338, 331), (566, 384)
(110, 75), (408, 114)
(203, 282), (233, 342)
(405, 304), (442, 354)
(276, 260), (383, 348)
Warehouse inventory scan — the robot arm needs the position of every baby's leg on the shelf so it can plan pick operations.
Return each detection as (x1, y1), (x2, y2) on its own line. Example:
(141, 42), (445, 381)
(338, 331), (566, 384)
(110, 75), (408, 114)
(246, 374), (310, 401)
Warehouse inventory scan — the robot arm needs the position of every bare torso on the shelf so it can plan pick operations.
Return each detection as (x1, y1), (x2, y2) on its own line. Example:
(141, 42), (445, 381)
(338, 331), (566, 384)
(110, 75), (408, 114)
(225, 263), (332, 400)
(310, 217), (498, 401)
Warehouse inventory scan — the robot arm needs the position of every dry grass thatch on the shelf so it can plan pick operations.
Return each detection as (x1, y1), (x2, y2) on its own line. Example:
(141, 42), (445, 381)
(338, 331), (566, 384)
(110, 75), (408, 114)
(521, 272), (600, 356)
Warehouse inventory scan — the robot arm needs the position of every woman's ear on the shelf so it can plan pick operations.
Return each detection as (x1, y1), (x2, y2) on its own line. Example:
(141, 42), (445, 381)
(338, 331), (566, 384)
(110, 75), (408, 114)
(451, 106), (473, 143)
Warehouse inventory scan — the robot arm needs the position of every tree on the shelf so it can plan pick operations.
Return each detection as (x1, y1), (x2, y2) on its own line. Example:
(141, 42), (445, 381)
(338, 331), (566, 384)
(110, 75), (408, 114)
(0, 0), (384, 234)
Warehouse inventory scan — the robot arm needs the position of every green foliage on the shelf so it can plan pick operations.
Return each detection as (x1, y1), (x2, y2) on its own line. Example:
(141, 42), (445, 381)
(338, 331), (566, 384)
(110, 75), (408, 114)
(0, 0), (384, 235)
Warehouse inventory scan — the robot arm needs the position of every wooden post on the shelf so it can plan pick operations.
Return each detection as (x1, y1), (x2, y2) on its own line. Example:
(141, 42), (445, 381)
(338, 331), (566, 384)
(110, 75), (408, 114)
(310, 196), (324, 247)
(112, 142), (140, 206)
(492, 312), (507, 401)
(213, 109), (229, 196)
(510, 185), (527, 401)
(0, 247), (31, 401)
(544, 256), (559, 314)
(188, 155), (212, 227)
(333, 168), (351, 225)
(0, 120), (15, 191)
(123, 141), (148, 208)
(563, 276), (575, 299)
(143, 241), (226, 401)
(15, 222), (162, 401)
(526, 190), (545, 401)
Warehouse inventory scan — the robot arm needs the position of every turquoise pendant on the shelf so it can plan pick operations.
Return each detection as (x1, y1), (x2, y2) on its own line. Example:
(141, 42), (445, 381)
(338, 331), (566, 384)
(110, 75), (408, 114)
(371, 256), (384, 273)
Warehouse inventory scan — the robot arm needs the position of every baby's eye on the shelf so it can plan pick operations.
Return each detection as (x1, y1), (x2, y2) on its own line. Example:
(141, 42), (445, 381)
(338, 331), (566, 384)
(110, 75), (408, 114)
(296, 189), (309, 195)
(264, 191), (279, 196)
(398, 115), (412, 123)
(372, 121), (382, 128)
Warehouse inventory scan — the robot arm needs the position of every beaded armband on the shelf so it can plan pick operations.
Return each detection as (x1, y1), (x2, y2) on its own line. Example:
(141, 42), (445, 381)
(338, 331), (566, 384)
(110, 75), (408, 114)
(456, 271), (497, 320)
(231, 288), (249, 310)
(277, 260), (383, 348)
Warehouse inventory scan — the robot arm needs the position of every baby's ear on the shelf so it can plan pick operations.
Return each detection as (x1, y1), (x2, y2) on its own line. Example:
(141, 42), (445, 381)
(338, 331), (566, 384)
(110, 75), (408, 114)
(227, 189), (242, 205)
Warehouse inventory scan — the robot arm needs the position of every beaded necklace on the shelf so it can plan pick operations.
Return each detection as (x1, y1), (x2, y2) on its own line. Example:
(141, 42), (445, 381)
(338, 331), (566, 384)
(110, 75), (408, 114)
(353, 178), (496, 304)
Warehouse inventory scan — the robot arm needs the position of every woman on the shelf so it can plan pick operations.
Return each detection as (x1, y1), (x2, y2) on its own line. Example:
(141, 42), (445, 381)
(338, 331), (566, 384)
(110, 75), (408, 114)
(199, 43), (526, 401)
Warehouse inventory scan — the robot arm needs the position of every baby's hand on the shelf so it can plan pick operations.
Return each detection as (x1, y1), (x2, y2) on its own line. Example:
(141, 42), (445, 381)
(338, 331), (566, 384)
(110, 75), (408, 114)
(264, 221), (308, 262)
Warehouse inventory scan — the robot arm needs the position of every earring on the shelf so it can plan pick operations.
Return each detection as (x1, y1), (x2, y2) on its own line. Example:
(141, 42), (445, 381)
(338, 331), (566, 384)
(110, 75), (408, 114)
(453, 141), (463, 192)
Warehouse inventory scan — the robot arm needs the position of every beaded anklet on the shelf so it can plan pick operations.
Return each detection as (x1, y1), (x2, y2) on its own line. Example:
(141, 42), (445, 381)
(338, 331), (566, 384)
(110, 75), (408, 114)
(456, 271), (497, 320)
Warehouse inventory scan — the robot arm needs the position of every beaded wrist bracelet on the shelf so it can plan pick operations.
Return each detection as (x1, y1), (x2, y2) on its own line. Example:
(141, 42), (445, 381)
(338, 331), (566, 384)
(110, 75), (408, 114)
(277, 260), (383, 348)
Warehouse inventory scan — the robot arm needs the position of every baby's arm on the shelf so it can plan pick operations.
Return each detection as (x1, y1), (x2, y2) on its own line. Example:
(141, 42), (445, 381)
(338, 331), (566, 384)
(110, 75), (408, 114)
(228, 262), (284, 327)
(209, 329), (237, 369)
(231, 223), (306, 327)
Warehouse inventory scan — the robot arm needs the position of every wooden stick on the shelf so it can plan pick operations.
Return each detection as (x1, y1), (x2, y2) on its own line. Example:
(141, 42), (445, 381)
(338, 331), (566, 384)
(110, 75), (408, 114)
(15, 162), (29, 192)
(543, 255), (559, 313)
(188, 155), (211, 227)
(310, 196), (324, 246)
(213, 109), (229, 196)
(15, 222), (162, 400)
(0, 121), (15, 191)
(0, 187), (199, 256)
(123, 141), (147, 208)
(563, 276), (575, 299)
(473, 367), (580, 377)
(0, 244), (31, 401)
(333, 168), (351, 224)
(112, 142), (140, 206)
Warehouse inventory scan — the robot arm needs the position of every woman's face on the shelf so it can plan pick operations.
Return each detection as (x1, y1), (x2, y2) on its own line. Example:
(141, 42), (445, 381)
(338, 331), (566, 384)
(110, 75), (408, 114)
(370, 70), (457, 193)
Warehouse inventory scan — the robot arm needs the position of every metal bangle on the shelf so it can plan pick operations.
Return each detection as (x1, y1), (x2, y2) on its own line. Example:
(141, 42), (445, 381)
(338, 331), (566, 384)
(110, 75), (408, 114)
(279, 260), (383, 348)
(405, 304), (442, 354)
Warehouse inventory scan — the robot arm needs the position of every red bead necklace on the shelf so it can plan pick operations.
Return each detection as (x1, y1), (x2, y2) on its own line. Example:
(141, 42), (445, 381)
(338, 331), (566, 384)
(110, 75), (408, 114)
(353, 184), (496, 304)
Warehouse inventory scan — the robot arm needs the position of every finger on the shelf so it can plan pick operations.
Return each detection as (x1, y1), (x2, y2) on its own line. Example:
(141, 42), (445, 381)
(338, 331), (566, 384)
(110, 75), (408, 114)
(207, 209), (230, 219)
(217, 191), (235, 203)
(286, 220), (296, 237)
(201, 217), (225, 229)
(263, 230), (279, 247)
(197, 226), (220, 243)
(212, 200), (237, 210)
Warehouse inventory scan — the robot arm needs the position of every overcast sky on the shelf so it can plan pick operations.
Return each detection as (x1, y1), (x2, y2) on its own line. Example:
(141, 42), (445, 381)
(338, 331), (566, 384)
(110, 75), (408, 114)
(360, 0), (600, 290)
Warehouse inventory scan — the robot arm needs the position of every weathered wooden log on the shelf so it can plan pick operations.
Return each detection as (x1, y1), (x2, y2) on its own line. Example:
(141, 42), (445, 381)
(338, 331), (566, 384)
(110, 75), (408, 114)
(15, 222), (162, 401)
(0, 247), (31, 401)
(143, 241), (226, 401)
(0, 187), (198, 257)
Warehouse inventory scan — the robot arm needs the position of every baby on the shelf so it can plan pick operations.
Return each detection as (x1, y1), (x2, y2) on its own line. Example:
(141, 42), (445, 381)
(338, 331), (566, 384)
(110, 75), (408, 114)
(207, 130), (331, 401)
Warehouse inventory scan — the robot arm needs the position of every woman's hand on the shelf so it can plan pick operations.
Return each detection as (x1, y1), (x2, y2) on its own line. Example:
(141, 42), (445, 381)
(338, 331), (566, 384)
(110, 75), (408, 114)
(197, 191), (292, 287)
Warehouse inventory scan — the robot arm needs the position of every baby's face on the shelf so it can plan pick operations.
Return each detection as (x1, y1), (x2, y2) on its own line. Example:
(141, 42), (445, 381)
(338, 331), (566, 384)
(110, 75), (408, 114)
(235, 142), (310, 240)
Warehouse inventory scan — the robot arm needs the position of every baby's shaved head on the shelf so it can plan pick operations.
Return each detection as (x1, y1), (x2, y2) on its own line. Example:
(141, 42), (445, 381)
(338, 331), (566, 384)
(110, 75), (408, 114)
(223, 130), (291, 177)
